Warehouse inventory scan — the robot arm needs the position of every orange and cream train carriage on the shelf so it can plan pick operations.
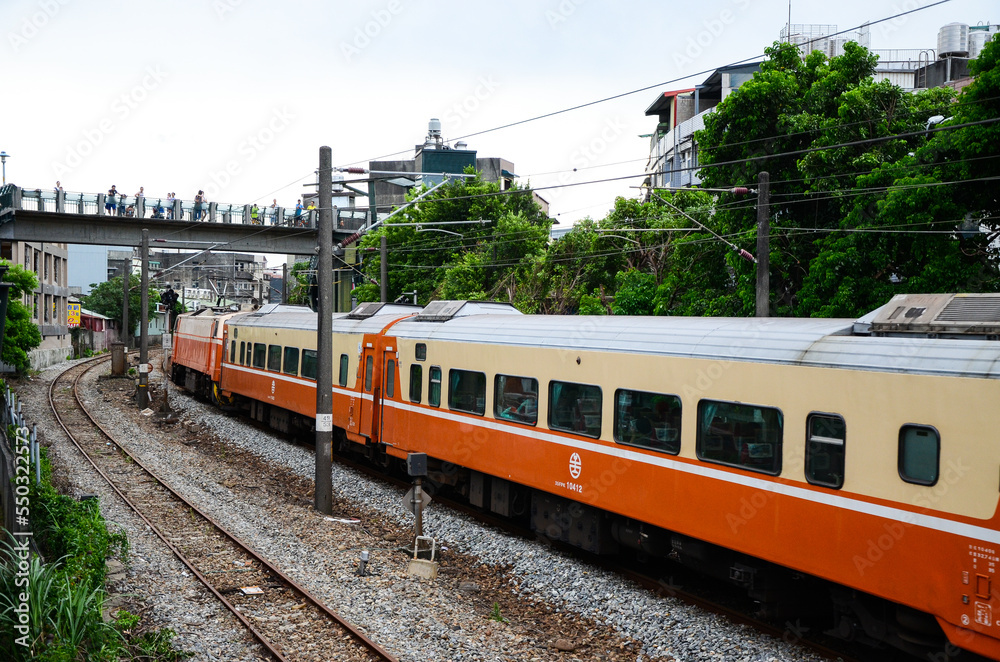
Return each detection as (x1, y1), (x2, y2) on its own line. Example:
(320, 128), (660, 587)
(173, 295), (1000, 659)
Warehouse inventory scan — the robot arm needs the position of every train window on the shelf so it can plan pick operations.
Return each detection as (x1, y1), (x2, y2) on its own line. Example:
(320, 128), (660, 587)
(806, 414), (845, 489)
(267, 345), (282, 372)
(239, 341), (245, 365)
(386, 360), (396, 398)
(548, 381), (602, 438)
(613, 389), (681, 454)
(409, 365), (422, 403)
(301, 350), (318, 380)
(448, 369), (486, 415)
(428, 366), (442, 407)
(339, 354), (349, 387)
(232, 327), (238, 339)
(230, 340), (236, 363)
(495, 375), (538, 425)
(415, 343), (426, 361)
(696, 400), (783, 475)
(252, 343), (266, 369)
(899, 425), (939, 486)
(283, 347), (299, 376)
(364, 355), (373, 391)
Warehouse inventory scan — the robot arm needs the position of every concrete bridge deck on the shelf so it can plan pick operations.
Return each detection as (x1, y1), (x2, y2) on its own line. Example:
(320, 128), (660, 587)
(0, 185), (369, 253)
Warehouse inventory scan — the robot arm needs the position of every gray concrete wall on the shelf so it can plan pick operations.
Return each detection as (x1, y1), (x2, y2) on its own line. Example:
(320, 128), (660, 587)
(29, 345), (72, 371)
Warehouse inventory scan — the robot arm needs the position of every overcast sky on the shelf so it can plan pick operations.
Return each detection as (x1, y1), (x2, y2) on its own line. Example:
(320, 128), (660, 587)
(3, 0), (995, 254)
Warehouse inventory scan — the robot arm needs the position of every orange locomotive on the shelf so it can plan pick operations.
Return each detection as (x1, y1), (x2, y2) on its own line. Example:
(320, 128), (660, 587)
(174, 295), (1000, 659)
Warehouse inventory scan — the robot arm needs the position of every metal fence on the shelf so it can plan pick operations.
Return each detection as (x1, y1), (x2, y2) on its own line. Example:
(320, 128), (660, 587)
(0, 383), (39, 544)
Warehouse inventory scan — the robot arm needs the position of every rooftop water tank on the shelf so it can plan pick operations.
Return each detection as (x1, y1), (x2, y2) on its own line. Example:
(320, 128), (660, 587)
(968, 24), (999, 59)
(938, 22), (969, 59)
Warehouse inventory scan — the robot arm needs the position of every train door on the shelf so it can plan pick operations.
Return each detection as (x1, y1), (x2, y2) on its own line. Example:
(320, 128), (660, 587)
(378, 347), (397, 444)
(207, 321), (220, 380)
(355, 342), (380, 442)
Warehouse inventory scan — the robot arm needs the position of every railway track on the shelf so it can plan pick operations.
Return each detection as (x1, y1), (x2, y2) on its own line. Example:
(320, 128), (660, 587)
(49, 356), (398, 662)
(330, 452), (872, 662)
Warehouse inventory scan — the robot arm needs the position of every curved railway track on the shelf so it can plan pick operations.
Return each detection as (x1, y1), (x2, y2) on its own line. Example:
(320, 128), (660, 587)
(49, 356), (397, 662)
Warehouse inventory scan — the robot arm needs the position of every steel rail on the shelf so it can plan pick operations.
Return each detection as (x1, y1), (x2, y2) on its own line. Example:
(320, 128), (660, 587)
(47, 356), (397, 662)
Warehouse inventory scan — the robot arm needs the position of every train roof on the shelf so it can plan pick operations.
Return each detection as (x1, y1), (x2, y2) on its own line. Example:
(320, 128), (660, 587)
(388, 314), (1000, 379)
(233, 303), (419, 334)
(227, 297), (1000, 378)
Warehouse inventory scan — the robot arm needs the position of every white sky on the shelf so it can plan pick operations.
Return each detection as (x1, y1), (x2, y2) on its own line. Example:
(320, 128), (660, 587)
(2, 0), (995, 244)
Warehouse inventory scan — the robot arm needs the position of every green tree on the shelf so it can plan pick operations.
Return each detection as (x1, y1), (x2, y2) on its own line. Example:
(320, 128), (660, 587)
(795, 34), (1000, 316)
(355, 171), (550, 305)
(0, 263), (42, 373)
(695, 41), (971, 316)
(81, 274), (160, 336)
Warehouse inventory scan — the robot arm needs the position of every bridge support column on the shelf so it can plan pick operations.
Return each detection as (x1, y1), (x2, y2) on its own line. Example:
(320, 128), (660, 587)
(55, 190), (65, 213)
(242, 204), (251, 224)
(172, 199), (182, 220)
(136, 196), (145, 219)
(96, 194), (106, 216)
(208, 202), (217, 223)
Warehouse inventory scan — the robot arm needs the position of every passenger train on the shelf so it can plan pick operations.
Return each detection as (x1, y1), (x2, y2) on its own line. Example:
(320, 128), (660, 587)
(169, 293), (1000, 659)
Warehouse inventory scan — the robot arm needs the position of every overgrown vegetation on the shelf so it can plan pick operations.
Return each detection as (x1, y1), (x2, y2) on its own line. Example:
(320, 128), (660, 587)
(0, 446), (186, 660)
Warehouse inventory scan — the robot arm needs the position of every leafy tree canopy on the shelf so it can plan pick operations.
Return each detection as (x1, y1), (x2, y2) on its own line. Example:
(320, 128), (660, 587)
(355, 170), (550, 305)
(695, 39), (997, 317)
(1, 262), (41, 373)
(81, 274), (160, 335)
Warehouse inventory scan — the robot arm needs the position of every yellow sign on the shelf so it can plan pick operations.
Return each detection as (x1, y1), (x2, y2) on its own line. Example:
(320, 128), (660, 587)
(67, 302), (81, 328)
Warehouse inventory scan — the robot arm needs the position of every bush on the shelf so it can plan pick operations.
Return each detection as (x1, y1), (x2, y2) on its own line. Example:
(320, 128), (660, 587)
(0, 444), (184, 660)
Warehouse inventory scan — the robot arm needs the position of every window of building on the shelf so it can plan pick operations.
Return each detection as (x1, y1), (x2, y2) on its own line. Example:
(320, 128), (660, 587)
(339, 354), (348, 387)
(613, 389), (681, 454)
(805, 414), (846, 489)
(43, 294), (50, 322)
(32, 295), (38, 320)
(24, 250), (29, 270)
(54, 258), (60, 284)
(696, 400), (783, 475)
(415, 343), (426, 361)
(283, 346), (299, 376)
(429, 366), (442, 407)
(409, 365), (422, 403)
(33, 251), (40, 275)
(301, 350), (318, 380)
(548, 380), (602, 438)
(239, 341), (245, 365)
(252, 343), (266, 369)
(364, 355), (373, 391)
(899, 425), (939, 486)
(449, 369), (486, 415)
(386, 359), (395, 398)
(495, 375), (538, 425)
(267, 345), (282, 371)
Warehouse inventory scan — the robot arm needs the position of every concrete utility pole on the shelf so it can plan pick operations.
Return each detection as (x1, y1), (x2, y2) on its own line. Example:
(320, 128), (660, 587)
(315, 146), (334, 515)
(755, 171), (770, 318)
(138, 229), (150, 408)
(122, 259), (130, 348)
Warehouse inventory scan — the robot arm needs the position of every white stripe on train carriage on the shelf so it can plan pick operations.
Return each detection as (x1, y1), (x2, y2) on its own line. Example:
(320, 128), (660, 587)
(223, 363), (375, 401)
(384, 399), (1000, 546)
